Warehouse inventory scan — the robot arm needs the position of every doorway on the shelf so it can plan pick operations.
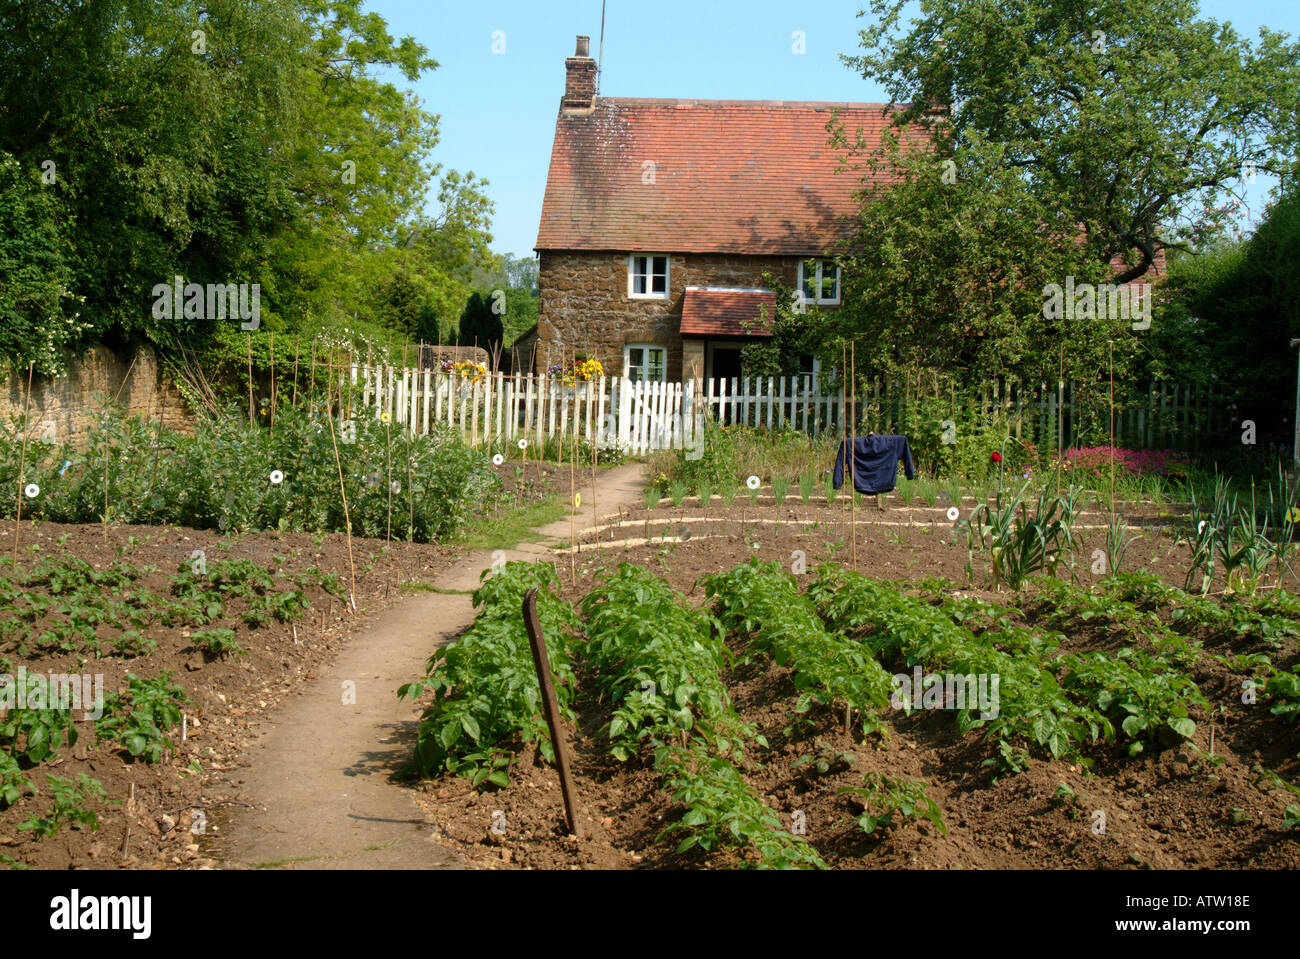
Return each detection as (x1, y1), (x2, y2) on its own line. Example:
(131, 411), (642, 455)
(706, 344), (744, 423)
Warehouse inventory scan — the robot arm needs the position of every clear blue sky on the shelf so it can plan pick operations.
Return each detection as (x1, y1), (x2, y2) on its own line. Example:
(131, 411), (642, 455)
(368, 0), (1299, 259)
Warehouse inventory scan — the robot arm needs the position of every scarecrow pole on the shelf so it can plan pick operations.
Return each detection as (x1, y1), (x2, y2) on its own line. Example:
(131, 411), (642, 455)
(269, 331), (276, 437)
(291, 336), (300, 408)
(247, 332), (255, 423)
(12, 363), (34, 565)
(850, 342), (857, 572)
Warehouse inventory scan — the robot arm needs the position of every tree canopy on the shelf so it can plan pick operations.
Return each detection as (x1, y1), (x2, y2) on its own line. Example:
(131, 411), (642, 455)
(0, 0), (495, 374)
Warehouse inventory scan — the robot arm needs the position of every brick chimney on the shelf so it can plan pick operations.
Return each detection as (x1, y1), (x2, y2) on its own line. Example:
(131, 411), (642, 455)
(563, 35), (597, 112)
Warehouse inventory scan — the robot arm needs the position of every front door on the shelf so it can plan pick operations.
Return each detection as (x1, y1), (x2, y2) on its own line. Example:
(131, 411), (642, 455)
(707, 345), (743, 423)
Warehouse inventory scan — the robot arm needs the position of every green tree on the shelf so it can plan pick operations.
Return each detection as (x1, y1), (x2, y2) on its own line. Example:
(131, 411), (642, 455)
(844, 0), (1300, 279)
(457, 291), (504, 352)
(0, 152), (84, 374)
(836, 133), (1122, 390)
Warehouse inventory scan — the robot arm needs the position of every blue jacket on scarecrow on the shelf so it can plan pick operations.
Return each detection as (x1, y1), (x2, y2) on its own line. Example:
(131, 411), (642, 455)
(832, 434), (915, 495)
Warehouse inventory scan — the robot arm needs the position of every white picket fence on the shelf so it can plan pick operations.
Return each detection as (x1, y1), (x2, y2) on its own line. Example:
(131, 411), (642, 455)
(352, 365), (844, 453)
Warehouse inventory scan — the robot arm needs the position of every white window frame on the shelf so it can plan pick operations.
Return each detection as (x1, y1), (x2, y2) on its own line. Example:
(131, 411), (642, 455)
(798, 353), (822, 392)
(628, 254), (671, 300)
(624, 343), (668, 383)
(797, 258), (841, 306)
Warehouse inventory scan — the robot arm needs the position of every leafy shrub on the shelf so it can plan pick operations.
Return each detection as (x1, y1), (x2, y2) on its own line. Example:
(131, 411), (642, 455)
(0, 404), (501, 543)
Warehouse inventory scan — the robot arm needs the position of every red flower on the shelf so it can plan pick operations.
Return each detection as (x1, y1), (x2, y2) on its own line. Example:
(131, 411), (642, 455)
(991, 452), (1003, 463)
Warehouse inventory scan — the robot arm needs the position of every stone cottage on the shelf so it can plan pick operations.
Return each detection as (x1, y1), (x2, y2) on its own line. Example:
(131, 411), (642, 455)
(526, 35), (916, 388)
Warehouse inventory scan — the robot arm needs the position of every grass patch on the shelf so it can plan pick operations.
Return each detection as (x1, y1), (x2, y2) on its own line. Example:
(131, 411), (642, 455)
(398, 581), (474, 596)
(455, 496), (569, 552)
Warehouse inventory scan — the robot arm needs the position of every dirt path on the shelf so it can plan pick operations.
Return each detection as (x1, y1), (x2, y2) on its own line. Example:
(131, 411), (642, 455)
(217, 464), (645, 870)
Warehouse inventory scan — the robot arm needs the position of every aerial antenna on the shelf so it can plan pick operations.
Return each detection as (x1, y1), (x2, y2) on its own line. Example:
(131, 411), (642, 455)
(597, 0), (606, 95)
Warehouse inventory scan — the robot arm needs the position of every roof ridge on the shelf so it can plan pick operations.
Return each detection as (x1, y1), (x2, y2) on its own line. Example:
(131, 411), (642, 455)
(591, 97), (904, 110)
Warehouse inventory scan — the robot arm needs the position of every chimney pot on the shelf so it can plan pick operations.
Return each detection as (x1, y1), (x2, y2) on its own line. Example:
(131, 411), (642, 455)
(563, 35), (597, 112)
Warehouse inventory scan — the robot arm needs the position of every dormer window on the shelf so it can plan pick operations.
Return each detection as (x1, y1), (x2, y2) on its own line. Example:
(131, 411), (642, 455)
(798, 258), (841, 306)
(629, 255), (670, 299)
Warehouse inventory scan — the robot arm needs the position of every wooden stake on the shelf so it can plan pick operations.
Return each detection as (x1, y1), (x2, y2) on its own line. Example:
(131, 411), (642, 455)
(1109, 343), (1116, 517)
(385, 391), (393, 545)
(404, 351), (414, 540)
(522, 588), (584, 838)
(269, 331), (276, 437)
(292, 337), (300, 408)
(850, 342), (857, 572)
(326, 376), (358, 612)
(121, 782), (135, 858)
(570, 368), (578, 584)
(247, 332), (255, 423)
(12, 362), (34, 565)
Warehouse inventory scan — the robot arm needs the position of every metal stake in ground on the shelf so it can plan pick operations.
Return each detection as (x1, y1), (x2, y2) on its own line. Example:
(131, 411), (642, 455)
(521, 588), (584, 837)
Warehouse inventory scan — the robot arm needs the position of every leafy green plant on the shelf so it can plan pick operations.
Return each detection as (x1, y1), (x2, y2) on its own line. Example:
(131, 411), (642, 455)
(1266, 669), (1300, 724)
(400, 562), (581, 788)
(1060, 648), (1204, 753)
(669, 480), (689, 507)
(0, 751), (35, 807)
(798, 473), (815, 504)
(772, 477), (790, 506)
(720, 479), (739, 506)
(17, 774), (108, 840)
(581, 564), (745, 760)
(791, 740), (857, 776)
(96, 673), (189, 763)
(705, 560), (893, 739)
(838, 771), (947, 837)
(966, 474), (1081, 590)
(656, 742), (825, 869)
(190, 628), (246, 658)
(0, 683), (78, 764)
(812, 565), (1109, 770)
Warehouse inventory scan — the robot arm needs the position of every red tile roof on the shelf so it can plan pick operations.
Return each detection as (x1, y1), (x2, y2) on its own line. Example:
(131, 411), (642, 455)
(536, 98), (919, 255)
(680, 288), (778, 337)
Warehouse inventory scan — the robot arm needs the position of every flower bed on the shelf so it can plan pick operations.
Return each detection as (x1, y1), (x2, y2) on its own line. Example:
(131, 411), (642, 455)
(1057, 446), (1190, 477)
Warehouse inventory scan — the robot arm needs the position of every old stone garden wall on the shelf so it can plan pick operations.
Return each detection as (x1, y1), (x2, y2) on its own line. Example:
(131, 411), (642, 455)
(1, 344), (193, 447)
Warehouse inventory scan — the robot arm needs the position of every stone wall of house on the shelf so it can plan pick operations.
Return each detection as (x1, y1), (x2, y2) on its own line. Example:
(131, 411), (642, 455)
(537, 251), (801, 381)
(1, 344), (193, 447)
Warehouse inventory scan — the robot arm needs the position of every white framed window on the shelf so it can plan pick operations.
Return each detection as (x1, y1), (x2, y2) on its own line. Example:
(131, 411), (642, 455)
(624, 343), (667, 383)
(798, 258), (841, 306)
(628, 255), (670, 299)
(798, 353), (821, 391)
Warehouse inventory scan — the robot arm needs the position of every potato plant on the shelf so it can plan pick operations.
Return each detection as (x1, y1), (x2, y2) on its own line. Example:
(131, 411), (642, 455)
(703, 560), (894, 738)
(838, 771), (947, 837)
(655, 742), (825, 870)
(96, 673), (189, 763)
(580, 564), (747, 760)
(400, 562), (581, 788)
